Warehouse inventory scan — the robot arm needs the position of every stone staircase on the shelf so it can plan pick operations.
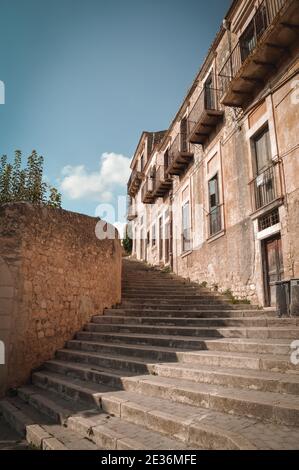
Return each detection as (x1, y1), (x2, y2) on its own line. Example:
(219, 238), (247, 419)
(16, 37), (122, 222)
(1, 258), (299, 450)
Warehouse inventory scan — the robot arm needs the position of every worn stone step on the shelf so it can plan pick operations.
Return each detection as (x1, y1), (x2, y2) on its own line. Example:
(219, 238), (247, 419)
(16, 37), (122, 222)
(68, 338), (182, 361)
(13, 384), (188, 450)
(94, 315), (297, 328)
(33, 362), (299, 426)
(119, 374), (299, 427)
(48, 351), (299, 395)
(120, 302), (261, 311)
(180, 349), (297, 372)
(14, 371), (253, 449)
(122, 298), (236, 305)
(67, 411), (193, 450)
(0, 415), (28, 450)
(69, 336), (292, 359)
(105, 308), (276, 318)
(0, 397), (98, 450)
(57, 348), (152, 374)
(151, 363), (299, 395)
(122, 293), (229, 301)
(29, 372), (299, 449)
(17, 385), (90, 424)
(76, 330), (228, 349)
(85, 322), (299, 339)
(76, 330), (296, 355)
(41, 360), (131, 391)
(121, 285), (206, 292)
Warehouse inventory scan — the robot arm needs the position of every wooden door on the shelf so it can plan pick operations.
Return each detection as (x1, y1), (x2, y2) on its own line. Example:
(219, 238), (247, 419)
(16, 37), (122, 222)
(159, 217), (163, 262)
(165, 222), (170, 264)
(263, 235), (284, 306)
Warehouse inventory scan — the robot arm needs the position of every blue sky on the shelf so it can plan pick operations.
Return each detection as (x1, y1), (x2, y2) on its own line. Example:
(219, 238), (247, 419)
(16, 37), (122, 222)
(0, 0), (231, 226)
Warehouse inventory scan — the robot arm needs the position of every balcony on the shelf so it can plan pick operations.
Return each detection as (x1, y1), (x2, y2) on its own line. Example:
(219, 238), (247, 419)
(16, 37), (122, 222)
(127, 206), (137, 221)
(153, 154), (173, 198)
(188, 87), (224, 144)
(128, 169), (143, 197)
(219, 0), (299, 107)
(141, 177), (155, 204)
(167, 133), (194, 176)
(249, 161), (283, 213)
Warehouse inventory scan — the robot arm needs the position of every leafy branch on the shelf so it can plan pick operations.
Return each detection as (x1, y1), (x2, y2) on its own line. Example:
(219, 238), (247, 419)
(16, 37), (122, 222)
(0, 150), (62, 208)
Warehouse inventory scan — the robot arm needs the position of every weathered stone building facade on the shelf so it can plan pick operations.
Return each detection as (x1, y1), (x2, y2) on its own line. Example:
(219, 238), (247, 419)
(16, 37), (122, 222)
(128, 0), (299, 307)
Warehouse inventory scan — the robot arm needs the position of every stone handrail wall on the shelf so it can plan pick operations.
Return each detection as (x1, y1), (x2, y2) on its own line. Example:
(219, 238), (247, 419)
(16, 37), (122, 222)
(0, 203), (122, 396)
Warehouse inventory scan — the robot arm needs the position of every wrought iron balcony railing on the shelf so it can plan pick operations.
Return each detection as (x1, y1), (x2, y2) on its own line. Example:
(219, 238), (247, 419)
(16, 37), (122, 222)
(167, 133), (194, 176)
(128, 169), (143, 196)
(218, 0), (296, 106)
(182, 227), (192, 253)
(153, 156), (172, 198)
(188, 87), (224, 144)
(249, 161), (283, 212)
(141, 177), (155, 204)
(207, 204), (224, 238)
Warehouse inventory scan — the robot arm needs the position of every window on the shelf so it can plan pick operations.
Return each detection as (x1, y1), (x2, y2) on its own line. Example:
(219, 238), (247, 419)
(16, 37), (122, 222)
(182, 201), (192, 253)
(164, 149), (169, 170)
(259, 208), (279, 231)
(208, 174), (222, 236)
(140, 154), (144, 171)
(147, 231), (150, 245)
(252, 127), (276, 209)
(180, 118), (188, 153)
(204, 73), (215, 110)
(152, 223), (156, 247)
(253, 127), (271, 175)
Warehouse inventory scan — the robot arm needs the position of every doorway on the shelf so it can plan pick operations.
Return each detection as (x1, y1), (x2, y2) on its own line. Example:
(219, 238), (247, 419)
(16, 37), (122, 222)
(262, 234), (284, 307)
(159, 217), (163, 262)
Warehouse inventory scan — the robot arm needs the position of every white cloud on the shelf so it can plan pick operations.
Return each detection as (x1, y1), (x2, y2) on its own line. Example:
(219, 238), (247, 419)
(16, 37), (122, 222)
(60, 152), (131, 202)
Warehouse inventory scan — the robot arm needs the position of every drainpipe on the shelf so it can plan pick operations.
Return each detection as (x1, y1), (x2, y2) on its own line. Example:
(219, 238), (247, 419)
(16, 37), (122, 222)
(169, 189), (174, 271)
(223, 18), (239, 123)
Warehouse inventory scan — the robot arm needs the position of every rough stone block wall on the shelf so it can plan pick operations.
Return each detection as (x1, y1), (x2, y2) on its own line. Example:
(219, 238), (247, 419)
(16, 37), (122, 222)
(0, 203), (121, 396)
(175, 218), (257, 304)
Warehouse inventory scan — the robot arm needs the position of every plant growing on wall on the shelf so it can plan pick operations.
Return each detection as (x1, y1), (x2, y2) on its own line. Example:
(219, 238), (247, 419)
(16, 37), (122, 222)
(0, 150), (62, 207)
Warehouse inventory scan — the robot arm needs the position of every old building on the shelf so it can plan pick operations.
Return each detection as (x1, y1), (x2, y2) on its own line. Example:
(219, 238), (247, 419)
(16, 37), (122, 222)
(128, 0), (299, 307)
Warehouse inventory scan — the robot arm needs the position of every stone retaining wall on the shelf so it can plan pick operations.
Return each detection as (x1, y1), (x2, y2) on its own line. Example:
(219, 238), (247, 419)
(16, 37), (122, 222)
(0, 203), (121, 396)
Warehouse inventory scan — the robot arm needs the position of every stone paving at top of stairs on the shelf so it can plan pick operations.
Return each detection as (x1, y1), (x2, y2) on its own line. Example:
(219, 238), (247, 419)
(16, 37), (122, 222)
(0, 258), (299, 450)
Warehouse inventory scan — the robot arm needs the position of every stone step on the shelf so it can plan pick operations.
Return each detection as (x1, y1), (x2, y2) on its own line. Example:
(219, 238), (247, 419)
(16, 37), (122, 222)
(34, 361), (299, 426)
(122, 375), (299, 427)
(25, 371), (299, 449)
(151, 362), (299, 395)
(69, 336), (292, 357)
(57, 348), (153, 374)
(122, 298), (237, 305)
(180, 349), (297, 372)
(122, 293), (228, 300)
(76, 330), (296, 356)
(0, 397), (98, 450)
(13, 384), (188, 450)
(85, 322), (299, 339)
(105, 308), (276, 318)
(120, 302), (260, 311)
(121, 285), (206, 291)
(94, 315), (297, 328)
(0, 415), (28, 450)
(52, 349), (299, 394)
